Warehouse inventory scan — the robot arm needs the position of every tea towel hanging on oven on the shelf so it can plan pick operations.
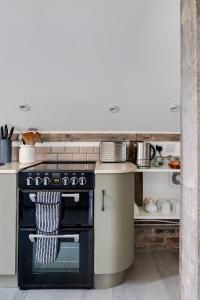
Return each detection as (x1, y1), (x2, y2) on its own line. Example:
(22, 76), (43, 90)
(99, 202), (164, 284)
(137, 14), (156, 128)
(35, 191), (61, 264)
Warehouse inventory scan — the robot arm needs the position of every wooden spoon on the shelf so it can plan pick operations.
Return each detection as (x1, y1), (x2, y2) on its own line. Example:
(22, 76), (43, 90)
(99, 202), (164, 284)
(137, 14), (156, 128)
(33, 132), (42, 144)
(22, 132), (34, 145)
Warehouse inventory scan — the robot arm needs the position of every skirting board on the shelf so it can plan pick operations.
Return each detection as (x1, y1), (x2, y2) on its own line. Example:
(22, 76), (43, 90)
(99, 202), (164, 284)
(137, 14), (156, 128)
(0, 275), (17, 288)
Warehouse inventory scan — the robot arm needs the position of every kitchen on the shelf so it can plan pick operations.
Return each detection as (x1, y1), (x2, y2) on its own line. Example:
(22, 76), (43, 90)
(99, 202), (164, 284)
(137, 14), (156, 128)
(0, 0), (182, 299)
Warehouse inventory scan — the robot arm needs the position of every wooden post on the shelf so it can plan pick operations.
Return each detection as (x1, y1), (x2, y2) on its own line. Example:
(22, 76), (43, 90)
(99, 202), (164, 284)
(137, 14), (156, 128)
(181, 0), (200, 299)
(134, 173), (143, 207)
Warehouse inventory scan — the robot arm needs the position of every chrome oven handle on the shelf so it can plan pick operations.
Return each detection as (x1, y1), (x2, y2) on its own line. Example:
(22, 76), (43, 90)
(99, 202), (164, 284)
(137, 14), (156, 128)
(29, 193), (36, 202)
(29, 234), (79, 243)
(29, 193), (80, 203)
(61, 193), (80, 202)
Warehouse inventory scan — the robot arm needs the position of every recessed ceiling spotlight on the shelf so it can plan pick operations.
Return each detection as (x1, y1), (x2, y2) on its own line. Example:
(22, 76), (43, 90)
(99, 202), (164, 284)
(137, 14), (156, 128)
(108, 104), (120, 113)
(27, 127), (38, 131)
(18, 103), (30, 112)
(169, 103), (180, 112)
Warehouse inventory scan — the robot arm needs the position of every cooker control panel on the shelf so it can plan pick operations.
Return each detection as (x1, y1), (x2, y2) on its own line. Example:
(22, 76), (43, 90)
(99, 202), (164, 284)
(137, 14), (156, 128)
(62, 177), (69, 186)
(79, 176), (87, 186)
(19, 172), (94, 189)
(43, 177), (51, 186)
(35, 177), (43, 186)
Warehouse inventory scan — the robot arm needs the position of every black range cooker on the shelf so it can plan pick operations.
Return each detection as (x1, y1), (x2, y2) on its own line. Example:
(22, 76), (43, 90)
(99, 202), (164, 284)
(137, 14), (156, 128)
(18, 161), (95, 290)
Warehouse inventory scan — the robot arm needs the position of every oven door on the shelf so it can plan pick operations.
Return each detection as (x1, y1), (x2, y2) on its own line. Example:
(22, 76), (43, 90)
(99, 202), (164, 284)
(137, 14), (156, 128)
(18, 228), (94, 289)
(19, 189), (94, 227)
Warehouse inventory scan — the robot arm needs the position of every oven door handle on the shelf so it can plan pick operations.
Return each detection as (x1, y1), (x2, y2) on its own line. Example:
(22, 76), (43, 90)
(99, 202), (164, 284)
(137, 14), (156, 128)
(29, 234), (79, 243)
(29, 193), (36, 202)
(61, 193), (80, 202)
(29, 193), (80, 203)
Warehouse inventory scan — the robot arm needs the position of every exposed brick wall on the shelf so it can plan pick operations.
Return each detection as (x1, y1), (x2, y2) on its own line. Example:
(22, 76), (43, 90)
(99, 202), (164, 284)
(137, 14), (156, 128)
(134, 223), (179, 250)
(12, 145), (100, 162)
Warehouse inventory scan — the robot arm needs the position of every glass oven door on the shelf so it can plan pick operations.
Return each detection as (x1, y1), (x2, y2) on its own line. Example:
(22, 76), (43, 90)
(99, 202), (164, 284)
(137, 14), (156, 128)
(18, 228), (94, 289)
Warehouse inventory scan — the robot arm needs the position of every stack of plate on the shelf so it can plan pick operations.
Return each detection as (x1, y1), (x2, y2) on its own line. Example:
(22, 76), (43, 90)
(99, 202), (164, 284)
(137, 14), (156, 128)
(99, 141), (127, 162)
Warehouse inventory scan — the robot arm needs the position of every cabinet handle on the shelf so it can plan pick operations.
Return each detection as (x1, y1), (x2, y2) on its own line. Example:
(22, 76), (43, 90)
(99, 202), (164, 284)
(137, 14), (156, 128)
(101, 190), (105, 211)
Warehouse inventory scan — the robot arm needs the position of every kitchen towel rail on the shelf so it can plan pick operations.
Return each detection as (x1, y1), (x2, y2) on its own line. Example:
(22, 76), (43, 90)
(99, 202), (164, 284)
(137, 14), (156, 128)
(29, 193), (80, 203)
(29, 234), (80, 243)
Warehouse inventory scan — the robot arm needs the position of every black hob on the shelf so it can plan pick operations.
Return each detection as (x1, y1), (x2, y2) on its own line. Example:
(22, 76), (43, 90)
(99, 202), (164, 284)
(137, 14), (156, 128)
(18, 161), (95, 189)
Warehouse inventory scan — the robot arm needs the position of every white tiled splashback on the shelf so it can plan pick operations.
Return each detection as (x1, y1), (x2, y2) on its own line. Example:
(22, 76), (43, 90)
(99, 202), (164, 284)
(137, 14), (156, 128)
(12, 141), (180, 163)
(11, 142), (100, 162)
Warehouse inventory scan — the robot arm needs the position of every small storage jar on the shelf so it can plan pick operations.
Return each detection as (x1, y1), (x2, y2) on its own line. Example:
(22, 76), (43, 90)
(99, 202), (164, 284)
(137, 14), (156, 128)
(19, 145), (36, 164)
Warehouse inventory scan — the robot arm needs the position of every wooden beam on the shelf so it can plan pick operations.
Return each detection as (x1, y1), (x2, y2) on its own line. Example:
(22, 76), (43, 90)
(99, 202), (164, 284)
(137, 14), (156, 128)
(181, 0), (200, 299)
(12, 132), (180, 142)
(136, 133), (180, 142)
(134, 173), (143, 207)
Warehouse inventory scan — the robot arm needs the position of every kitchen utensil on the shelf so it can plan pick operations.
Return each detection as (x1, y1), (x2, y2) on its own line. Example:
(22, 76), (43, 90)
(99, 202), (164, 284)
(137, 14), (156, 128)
(0, 126), (4, 139)
(136, 142), (156, 168)
(0, 139), (12, 163)
(33, 131), (42, 144)
(8, 127), (14, 140)
(4, 124), (8, 139)
(22, 132), (34, 145)
(153, 144), (164, 167)
(157, 199), (171, 214)
(100, 141), (127, 162)
(156, 145), (163, 154)
(19, 145), (36, 164)
(0, 125), (14, 140)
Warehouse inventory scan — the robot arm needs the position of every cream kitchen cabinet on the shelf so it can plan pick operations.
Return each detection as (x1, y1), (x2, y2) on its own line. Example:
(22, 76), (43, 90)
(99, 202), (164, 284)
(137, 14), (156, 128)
(94, 172), (134, 288)
(0, 173), (17, 286)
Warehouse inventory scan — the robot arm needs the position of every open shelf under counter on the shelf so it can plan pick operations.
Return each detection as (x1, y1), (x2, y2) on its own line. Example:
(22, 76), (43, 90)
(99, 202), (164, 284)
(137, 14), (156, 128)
(135, 166), (181, 173)
(134, 207), (180, 220)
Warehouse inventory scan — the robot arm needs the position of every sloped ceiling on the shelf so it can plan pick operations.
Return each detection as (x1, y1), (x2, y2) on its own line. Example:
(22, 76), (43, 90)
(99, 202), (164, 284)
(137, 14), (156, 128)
(0, 0), (180, 132)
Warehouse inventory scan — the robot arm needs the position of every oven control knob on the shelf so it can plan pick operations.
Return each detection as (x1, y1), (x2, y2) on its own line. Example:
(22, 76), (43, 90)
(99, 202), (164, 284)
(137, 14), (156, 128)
(62, 177), (69, 186)
(79, 176), (87, 186)
(35, 177), (42, 186)
(43, 177), (51, 186)
(26, 177), (34, 186)
(70, 177), (78, 186)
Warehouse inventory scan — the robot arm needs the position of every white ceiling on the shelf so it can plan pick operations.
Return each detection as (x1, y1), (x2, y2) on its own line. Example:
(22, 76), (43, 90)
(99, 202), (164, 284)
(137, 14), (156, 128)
(0, 0), (180, 132)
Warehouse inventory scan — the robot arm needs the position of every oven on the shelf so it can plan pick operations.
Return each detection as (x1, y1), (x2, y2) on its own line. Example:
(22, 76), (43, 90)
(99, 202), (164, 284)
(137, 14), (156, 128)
(18, 161), (95, 290)
(18, 228), (93, 289)
(19, 190), (94, 227)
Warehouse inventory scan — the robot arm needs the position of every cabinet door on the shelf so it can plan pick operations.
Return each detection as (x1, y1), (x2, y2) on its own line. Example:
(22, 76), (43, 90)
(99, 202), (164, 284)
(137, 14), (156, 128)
(94, 173), (134, 274)
(0, 174), (17, 274)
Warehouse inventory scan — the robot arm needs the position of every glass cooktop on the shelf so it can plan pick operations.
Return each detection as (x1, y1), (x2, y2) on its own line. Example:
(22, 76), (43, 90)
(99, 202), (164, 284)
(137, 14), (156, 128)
(21, 161), (96, 172)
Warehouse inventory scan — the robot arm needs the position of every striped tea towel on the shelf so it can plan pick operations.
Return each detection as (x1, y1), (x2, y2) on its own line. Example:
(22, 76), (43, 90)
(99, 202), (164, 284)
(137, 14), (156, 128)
(35, 191), (61, 264)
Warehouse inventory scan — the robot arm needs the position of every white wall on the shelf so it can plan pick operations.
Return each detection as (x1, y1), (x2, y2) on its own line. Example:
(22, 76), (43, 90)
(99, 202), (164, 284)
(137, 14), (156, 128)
(144, 142), (180, 201)
(0, 0), (180, 132)
(143, 172), (180, 200)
